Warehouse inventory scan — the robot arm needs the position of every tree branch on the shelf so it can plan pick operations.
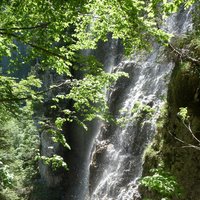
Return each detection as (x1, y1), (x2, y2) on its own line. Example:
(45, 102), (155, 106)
(169, 130), (200, 150)
(0, 22), (50, 31)
(168, 43), (200, 65)
(0, 31), (66, 61)
(183, 121), (200, 143)
(0, 80), (71, 103)
(0, 96), (32, 103)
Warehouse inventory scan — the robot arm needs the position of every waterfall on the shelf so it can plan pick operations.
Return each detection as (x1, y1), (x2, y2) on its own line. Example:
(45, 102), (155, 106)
(89, 45), (173, 200)
(88, 8), (193, 200)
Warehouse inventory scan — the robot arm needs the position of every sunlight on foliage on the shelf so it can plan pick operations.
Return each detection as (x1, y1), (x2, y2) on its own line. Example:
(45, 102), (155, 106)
(177, 107), (189, 121)
(40, 155), (68, 171)
(140, 167), (182, 199)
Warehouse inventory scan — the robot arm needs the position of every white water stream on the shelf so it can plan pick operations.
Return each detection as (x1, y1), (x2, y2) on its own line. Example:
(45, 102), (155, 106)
(88, 7), (193, 200)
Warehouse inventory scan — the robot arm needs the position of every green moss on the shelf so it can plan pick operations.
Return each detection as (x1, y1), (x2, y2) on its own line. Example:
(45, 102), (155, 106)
(141, 58), (200, 200)
(143, 144), (158, 162)
(157, 104), (168, 129)
(168, 61), (199, 108)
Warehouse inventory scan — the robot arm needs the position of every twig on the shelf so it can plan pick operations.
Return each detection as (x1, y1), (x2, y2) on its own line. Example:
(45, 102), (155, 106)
(0, 31), (66, 61)
(0, 22), (50, 31)
(181, 120), (200, 144)
(0, 80), (71, 103)
(169, 130), (200, 150)
(168, 43), (200, 65)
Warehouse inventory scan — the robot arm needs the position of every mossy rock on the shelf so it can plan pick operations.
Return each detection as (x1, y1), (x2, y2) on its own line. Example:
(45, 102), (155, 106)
(141, 62), (200, 200)
(168, 62), (200, 108)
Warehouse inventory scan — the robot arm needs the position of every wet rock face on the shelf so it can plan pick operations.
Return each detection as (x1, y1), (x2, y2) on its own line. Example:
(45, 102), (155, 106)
(88, 62), (136, 195)
(39, 131), (63, 188)
(89, 138), (110, 193)
(33, 37), (124, 200)
(89, 41), (173, 199)
(108, 62), (136, 115)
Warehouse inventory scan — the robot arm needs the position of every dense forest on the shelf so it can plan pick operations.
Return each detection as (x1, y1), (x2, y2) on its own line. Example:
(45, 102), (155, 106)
(0, 0), (200, 200)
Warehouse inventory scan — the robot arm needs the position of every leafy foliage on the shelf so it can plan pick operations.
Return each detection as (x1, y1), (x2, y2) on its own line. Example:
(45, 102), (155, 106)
(0, 75), (42, 115)
(0, 106), (39, 200)
(0, 0), (196, 125)
(140, 167), (182, 199)
(40, 155), (68, 171)
(131, 101), (155, 120)
(177, 107), (189, 121)
(0, 163), (13, 189)
(117, 101), (155, 127)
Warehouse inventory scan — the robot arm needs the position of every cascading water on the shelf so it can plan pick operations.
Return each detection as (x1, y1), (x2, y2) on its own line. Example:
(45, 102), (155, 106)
(89, 45), (173, 200)
(61, 37), (123, 200)
(88, 8), (193, 200)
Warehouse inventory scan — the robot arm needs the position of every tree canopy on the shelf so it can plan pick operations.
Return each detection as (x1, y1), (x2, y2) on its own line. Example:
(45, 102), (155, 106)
(0, 0), (196, 116)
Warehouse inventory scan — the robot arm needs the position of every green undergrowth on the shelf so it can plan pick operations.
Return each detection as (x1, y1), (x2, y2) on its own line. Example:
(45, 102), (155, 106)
(0, 106), (40, 200)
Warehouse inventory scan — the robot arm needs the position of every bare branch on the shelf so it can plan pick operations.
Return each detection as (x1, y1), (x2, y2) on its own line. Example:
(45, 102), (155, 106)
(180, 119), (200, 144)
(169, 43), (200, 65)
(169, 130), (200, 150)
(188, 122), (200, 143)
